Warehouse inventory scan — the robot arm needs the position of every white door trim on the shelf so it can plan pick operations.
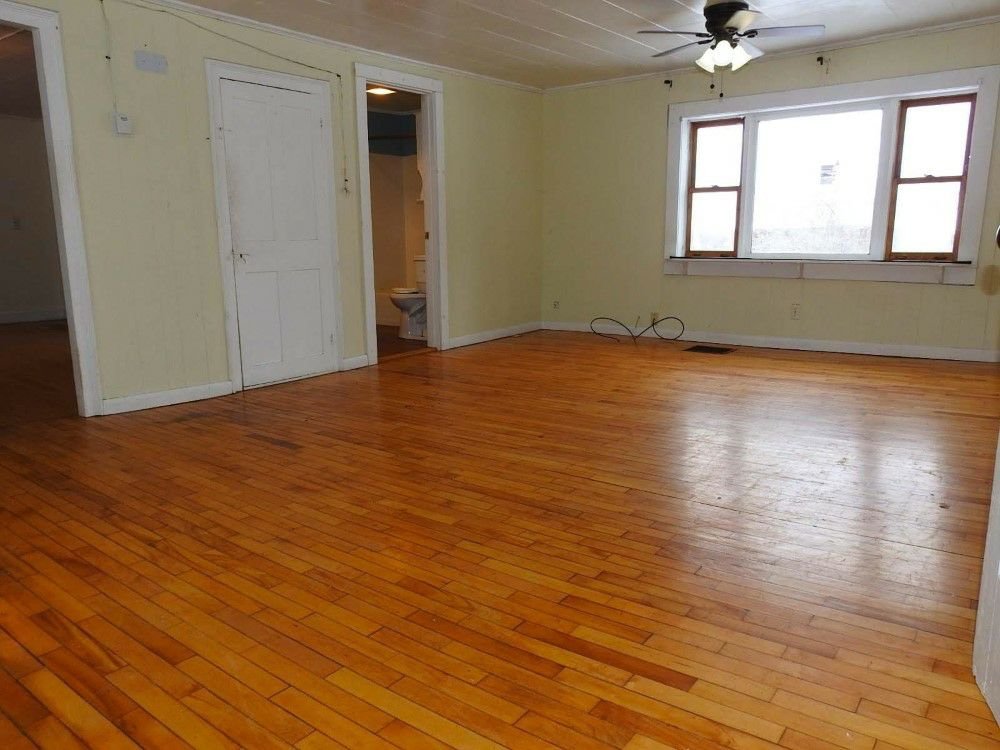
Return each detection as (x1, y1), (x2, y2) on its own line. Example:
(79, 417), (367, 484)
(0, 1), (101, 416)
(206, 60), (345, 390)
(354, 63), (449, 363)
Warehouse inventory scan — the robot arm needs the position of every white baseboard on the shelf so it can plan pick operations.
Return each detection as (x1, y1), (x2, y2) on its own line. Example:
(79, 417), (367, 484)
(101, 381), (235, 416)
(543, 321), (1000, 363)
(444, 321), (542, 350)
(0, 309), (66, 324)
(341, 355), (370, 371)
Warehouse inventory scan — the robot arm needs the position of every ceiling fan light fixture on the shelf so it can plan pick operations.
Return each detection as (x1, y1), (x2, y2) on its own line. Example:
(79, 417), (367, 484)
(696, 47), (716, 73)
(730, 43), (752, 71)
(713, 40), (734, 66)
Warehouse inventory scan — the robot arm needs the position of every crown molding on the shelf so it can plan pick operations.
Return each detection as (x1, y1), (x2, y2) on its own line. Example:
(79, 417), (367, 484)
(130, 0), (543, 92)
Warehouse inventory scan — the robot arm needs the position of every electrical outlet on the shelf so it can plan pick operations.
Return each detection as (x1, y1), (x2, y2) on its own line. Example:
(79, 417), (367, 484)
(791, 303), (801, 320)
(552, 300), (560, 310)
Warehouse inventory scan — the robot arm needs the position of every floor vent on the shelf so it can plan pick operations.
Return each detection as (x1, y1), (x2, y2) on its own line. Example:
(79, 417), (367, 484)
(685, 345), (735, 355)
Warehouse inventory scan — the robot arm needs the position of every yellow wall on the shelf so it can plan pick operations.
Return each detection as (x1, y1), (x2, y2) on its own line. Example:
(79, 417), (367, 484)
(20, 0), (543, 399)
(542, 24), (1000, 354)
(0, 115), (65, 319)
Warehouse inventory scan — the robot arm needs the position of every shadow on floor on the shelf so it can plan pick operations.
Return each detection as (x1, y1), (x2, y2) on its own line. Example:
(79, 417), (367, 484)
(376, 324), (430, 359)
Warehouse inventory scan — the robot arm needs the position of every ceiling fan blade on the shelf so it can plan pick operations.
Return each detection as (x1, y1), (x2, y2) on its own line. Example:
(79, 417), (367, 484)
(725, 9), (759, 33)
(639, 29), (712, 38)
(747, 24), (826, 39)
(739, 39), (765, 59)
(652, 40), (707, 58)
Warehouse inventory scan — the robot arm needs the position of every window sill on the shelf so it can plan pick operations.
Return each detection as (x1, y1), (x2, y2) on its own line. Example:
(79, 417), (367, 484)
(663, 258), (976, 286)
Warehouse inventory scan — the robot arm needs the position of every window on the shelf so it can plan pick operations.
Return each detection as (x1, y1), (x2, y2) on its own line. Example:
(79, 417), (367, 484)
(687, 119), (743, 256)
(887, 95), (975, 261)
(665, 67), (999, 275)
(751, 108), (883, 259)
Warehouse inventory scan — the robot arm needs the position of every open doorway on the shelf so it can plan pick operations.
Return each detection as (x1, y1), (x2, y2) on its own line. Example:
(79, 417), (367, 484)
(0, 3), (99, 418)
(366, 86), (430, 359)
(356, 65), (448, 365)
(0, 22), (74, 425)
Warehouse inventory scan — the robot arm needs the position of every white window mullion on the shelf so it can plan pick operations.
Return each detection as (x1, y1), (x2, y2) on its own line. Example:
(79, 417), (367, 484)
(869, 99), (899, 261)
(738, 115), (758, 259)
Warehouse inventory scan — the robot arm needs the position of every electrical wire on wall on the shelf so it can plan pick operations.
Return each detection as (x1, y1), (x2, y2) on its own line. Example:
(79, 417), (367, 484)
(336, 73), (350, 194)
(98, 0), (120, 113)
(98, 0), (353, 192)
(590, 316), (685, 344)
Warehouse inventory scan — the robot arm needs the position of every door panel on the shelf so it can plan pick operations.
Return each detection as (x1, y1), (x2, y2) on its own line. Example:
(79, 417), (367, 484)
(280, 270), (324, 360)
(223, 97), (275, 244)
(272, 105), (320, 242)
(221, 78), (337, 387)
(239, 272), (282, 367)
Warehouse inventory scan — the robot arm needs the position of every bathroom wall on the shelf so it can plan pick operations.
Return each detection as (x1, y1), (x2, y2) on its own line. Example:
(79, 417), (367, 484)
(0, 115), (65, 323)
(370, 153), (407, 292)
(403, 154), (425, 288)
(370, 151), (424, 325)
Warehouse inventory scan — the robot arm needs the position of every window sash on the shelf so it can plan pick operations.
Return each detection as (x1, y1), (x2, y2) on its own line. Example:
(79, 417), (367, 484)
(686, 119), (743, 257)
(885, 94), (976, 262)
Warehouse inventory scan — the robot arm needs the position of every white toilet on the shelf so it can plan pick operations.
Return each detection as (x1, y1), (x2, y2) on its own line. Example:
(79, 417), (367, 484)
(389, 255), (427, 341)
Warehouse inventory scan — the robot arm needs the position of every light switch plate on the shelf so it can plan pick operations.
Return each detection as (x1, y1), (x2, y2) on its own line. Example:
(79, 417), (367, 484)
(134, 50), (168, 74)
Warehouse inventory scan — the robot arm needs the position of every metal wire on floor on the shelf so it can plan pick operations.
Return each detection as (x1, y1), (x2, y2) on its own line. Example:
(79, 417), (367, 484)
(589, 316), (685, 344)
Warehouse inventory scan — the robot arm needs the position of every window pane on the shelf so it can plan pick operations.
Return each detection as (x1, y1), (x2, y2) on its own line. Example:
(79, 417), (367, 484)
(900, 100), (972, 178)
(690, 191), (737, 253)
(694, 123), (743, 188)
(751, 109), (882, 256)
(891, 182), (960, 255)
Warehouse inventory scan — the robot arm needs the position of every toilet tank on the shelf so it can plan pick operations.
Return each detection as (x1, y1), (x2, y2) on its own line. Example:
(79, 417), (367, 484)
(414, 255), (427, 292)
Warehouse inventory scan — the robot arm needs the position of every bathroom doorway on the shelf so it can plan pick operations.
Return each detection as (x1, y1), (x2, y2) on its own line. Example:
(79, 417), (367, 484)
(355, 65), (448, 364)
(367, 86), (429, 360)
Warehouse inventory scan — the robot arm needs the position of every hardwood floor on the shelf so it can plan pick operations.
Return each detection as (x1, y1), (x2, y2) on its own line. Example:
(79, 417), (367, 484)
(0, 322), (77, 429)
(1, 330), (999, 749)
(376, 325), (430, 360)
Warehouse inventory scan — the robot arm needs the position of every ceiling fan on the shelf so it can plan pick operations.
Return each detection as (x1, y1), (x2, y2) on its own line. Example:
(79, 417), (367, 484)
(638, 0), (825, 73)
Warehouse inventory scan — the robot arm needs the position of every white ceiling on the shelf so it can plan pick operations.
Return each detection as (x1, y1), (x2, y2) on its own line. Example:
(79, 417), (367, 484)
(171, 1), (1000, 89)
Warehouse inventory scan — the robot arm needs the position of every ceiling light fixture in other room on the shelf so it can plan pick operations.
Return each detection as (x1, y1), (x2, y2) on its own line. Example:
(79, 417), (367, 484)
(367, 87), (396, 96)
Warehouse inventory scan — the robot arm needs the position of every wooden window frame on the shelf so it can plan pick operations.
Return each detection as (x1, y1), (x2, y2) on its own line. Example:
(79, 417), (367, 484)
(885, 93), (977, 262)
(685, 118), (744, 258)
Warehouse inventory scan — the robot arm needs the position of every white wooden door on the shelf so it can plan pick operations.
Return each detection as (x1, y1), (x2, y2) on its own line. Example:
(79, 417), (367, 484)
(221, 78), (338, 387)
